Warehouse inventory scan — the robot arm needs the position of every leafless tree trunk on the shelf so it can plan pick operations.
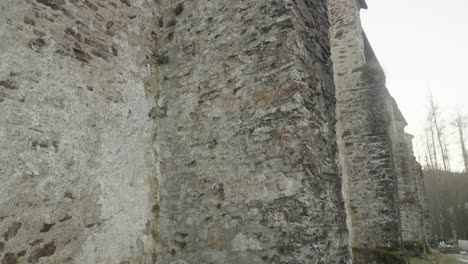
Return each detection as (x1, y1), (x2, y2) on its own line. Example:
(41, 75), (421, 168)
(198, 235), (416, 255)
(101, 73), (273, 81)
(430, 121), (440, 170)
(453, 110), (468, 172)
(442, 133), (451, 171)
(429, 94), (449, 171)
(425, 128), (435, 170)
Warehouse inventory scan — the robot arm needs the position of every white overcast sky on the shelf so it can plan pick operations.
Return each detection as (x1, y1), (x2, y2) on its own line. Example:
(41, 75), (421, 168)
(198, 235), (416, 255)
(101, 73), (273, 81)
(361, 0), (468, 171)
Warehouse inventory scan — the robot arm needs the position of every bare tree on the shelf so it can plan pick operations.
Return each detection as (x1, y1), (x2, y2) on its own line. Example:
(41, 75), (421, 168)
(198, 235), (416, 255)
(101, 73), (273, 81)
(429, 93), (450, 171)
(442, 132), (451, 171)
(453, 109), (468, 172)
(429, 116), (440, 170)
(424, 128), (435, 170)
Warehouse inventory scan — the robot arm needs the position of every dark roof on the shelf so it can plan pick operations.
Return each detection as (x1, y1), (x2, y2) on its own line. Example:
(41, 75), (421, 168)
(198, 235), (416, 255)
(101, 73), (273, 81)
(358, 0), (368, 9)
(363, 32), (378, 65)
(363, 33), (408, 126)
(392, 98), (408, 125)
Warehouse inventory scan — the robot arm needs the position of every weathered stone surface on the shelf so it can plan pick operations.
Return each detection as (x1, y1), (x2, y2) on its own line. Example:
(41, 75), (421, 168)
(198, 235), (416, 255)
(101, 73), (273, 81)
(0, 0), (158, 263)
(390, 114), (426, 243)
(403, 133), (430, 243)
(414, 161), (432, 242)
(0, 0), (429, 262)
(329, 0), (402, 249)
(388, 105), (421, 243)
(156, 0), (350, 263)
(329, 0), (430, 256)
(387, 99), (430, 253)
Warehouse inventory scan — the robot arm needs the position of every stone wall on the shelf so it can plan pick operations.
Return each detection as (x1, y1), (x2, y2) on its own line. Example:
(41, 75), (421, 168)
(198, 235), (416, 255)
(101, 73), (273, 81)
(0, 0), (430, 263)
(388, 101), (427, 243)
(404, 133), (430, 242)
(329, 0), (429, 258)
(0, 0), (158, 263)
(1, 0), (352, 263)
(155, 0), (350, 263)
(329, 0), (402, 250)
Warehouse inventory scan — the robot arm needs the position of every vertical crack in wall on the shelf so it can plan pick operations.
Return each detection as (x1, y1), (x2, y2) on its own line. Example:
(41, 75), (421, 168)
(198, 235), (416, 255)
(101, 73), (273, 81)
(146, 2), (163, 261)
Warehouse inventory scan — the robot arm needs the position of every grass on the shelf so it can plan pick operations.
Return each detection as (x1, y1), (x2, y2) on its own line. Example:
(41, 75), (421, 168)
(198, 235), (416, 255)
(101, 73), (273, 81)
(411, 254), (458, 264)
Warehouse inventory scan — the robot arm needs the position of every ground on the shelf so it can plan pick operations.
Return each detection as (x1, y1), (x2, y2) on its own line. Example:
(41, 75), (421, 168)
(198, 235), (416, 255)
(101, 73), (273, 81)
(411, 253), (468, 264)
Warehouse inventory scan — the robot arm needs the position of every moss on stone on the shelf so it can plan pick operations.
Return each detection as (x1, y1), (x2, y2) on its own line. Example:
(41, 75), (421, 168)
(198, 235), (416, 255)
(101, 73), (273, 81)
(403, 240), (425, 252)
(354, 63), (386, 86)
(174, 3), (184, 16)
(353, 247), (409, 264)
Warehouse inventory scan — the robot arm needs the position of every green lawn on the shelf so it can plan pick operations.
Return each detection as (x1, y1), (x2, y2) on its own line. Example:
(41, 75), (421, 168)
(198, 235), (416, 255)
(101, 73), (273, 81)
(411, 254), (458, 264)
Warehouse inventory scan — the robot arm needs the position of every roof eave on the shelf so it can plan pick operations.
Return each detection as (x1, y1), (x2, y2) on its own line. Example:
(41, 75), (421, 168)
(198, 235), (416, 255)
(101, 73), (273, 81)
(358, 0), (368, 9)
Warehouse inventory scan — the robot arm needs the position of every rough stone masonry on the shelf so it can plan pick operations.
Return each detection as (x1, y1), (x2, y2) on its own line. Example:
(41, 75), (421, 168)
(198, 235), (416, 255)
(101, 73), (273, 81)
(0, 0), (158, 263)
(329, 0), (429, 260)
(329, 0), (401, 250)
(0, 0), (427, 263)
(156, 0), (349, 263)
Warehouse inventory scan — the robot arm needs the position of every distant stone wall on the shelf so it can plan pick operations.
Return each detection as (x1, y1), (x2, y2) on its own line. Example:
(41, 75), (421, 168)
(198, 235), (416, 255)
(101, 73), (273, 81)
(388, 105), (424, 242)
(329, 0), (402, 249)
(155, 0), (350, 263)
(404, 133), (430, 242)
(385, 92), (430, 244)
(330, 0), (430, 256)
(0, 0), (158, 263)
